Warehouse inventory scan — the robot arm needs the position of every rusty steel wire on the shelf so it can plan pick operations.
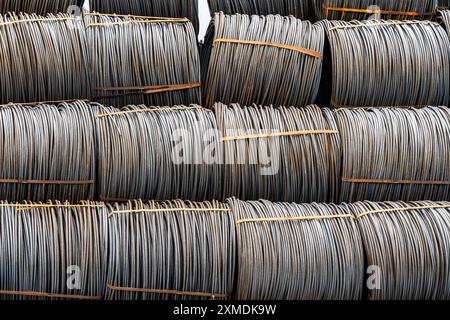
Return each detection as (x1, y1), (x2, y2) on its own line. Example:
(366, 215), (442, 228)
(344, 201), (450, 300)
(208, 0), (312, 20)
(96, 105), (222, 202)
(202, 13), (324, 108)
(319, 19), (450, 108)
(85, 13), (201, 108)
(0, 100), (99, 202)
(228, 198), (364, 300)
(334, 106), (450, 203)
(313, 0), (438, 20)
(0, 201), (108, 300)
(0, 0), (84, 15)
(0, 13), (90, 104)
(90, 0), (199, 34)
(214, 103), (341, 203)
(105, 200), (235, 300)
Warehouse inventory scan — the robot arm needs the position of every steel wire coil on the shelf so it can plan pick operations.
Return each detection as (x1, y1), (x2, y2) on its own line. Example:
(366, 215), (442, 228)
(85, 13), (201, 108)
(439, 0), (450, 9)
(0, 100), (99, 202)
(105, 199), (235, 300)
(438, 9), (450, 37)
(202, 13), (324, 108)
(227, 198), (364, 300)
(214, 103), (340, 203)
(90, 0), (199, 34)
(0, 0), (84, 15)
(334, 106), (450, 202)
(344, 201), (450, 300)
(207, 0), (311, 20)
(0, 13), (90, 104)
(319, 20), (450, 108)
(313, 0), (438, 21)
(96, 105), (222, 202)
(0, 201), (108, 300)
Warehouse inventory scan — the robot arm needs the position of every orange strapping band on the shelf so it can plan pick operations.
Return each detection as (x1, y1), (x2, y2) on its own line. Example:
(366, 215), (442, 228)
(93, 83), (202, 100)
(236, 214), (354, 225)
(107, 284), (228, 299)
(214, 39), (322, 59)
(342, 178), (450, 185)
(85, 12), (188, 21)
(0, 179), (94, 185)
(323, 6), (434, 16)
(0, 289), (101, 300)
(0, 99), (90, 107)
(355, 205), (450, 220)
(97, 106), (209, 118)
(328, 20), (436, 31)
(221, 130), (337, 142)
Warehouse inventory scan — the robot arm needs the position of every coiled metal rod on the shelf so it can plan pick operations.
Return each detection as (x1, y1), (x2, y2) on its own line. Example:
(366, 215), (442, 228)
(0, 100), (99, 202)
(319, 20), (450, 108)
(90, 0), (199, 34)
(0, 13), (90, 104)
(202, 13), (324, 108)
(85, 13), (201, 108)
(0, 0), (84, 15)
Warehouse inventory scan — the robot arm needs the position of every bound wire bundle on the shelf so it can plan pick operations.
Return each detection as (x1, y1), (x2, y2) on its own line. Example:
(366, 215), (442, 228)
(345, 201), (450, 300)
(438, 10), (450, 37)
(202, 13), (325, 108)
(0, 13), (90, 105)
(85, 13), (201, 108)
(0, 101), (99, 202)
(320, 20), (450, 108)
(335, 107), (450, 202)
(214, 103), (340, 203)
(96, 105), (222, 202)
(105, 200), (235, 300)
(0, 201), (108, 300)
(0, 0), (84, 15)
(313, 0), (438, 20)
(227, 198), (364, 300)
(90, 0), (199, 34)
(207, 0), (311, 20)
(439, 0), (450, 9)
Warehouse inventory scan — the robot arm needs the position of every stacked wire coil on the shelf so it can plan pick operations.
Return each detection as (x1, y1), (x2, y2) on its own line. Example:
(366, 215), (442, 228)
(320, 20), (450, 108)
(314, 0), (438, 20)
(207, 0), (311, 20)
(89, 0), (199, 34)
(335, 107), (450, 202)
(0, 13), (90, 104)
(105, 200), (235, 300)
(214, 103), (340, 203)
(0, 201), (108, 300)
(227, 198), (364, 300)
(345, 201), (450, 300)
(0, 101), (99, 202)
(0, 0), (84, 15)
(202, 13), (324, 108)
(96, 105), (222, 202)
(85, 13), (201, 108)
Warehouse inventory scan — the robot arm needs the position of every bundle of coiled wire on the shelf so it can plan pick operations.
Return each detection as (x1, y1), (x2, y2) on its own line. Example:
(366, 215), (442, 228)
(0, 13), (90, 104)
(313, 0), (438, 20)
(90, 0), (199, 34)
(0, 201), (108, 300)
(96, 105), (222, 202)
(227, 198), (364, 300)
(214, 103), (340, 203)
(105, 200), (235, 300)
(85, 13), (201, 108)
(345, 201), (450, 300)
(202, 13), (324, 108)
(335, 107), (450, 202)
(0, 101), (99, 202)
(319, 20), (450, 108)
(438, 9), (450, 37)
(207, 0), (311, 20)
(0, 0), (84, 15)
(439, 0), (450, 9)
